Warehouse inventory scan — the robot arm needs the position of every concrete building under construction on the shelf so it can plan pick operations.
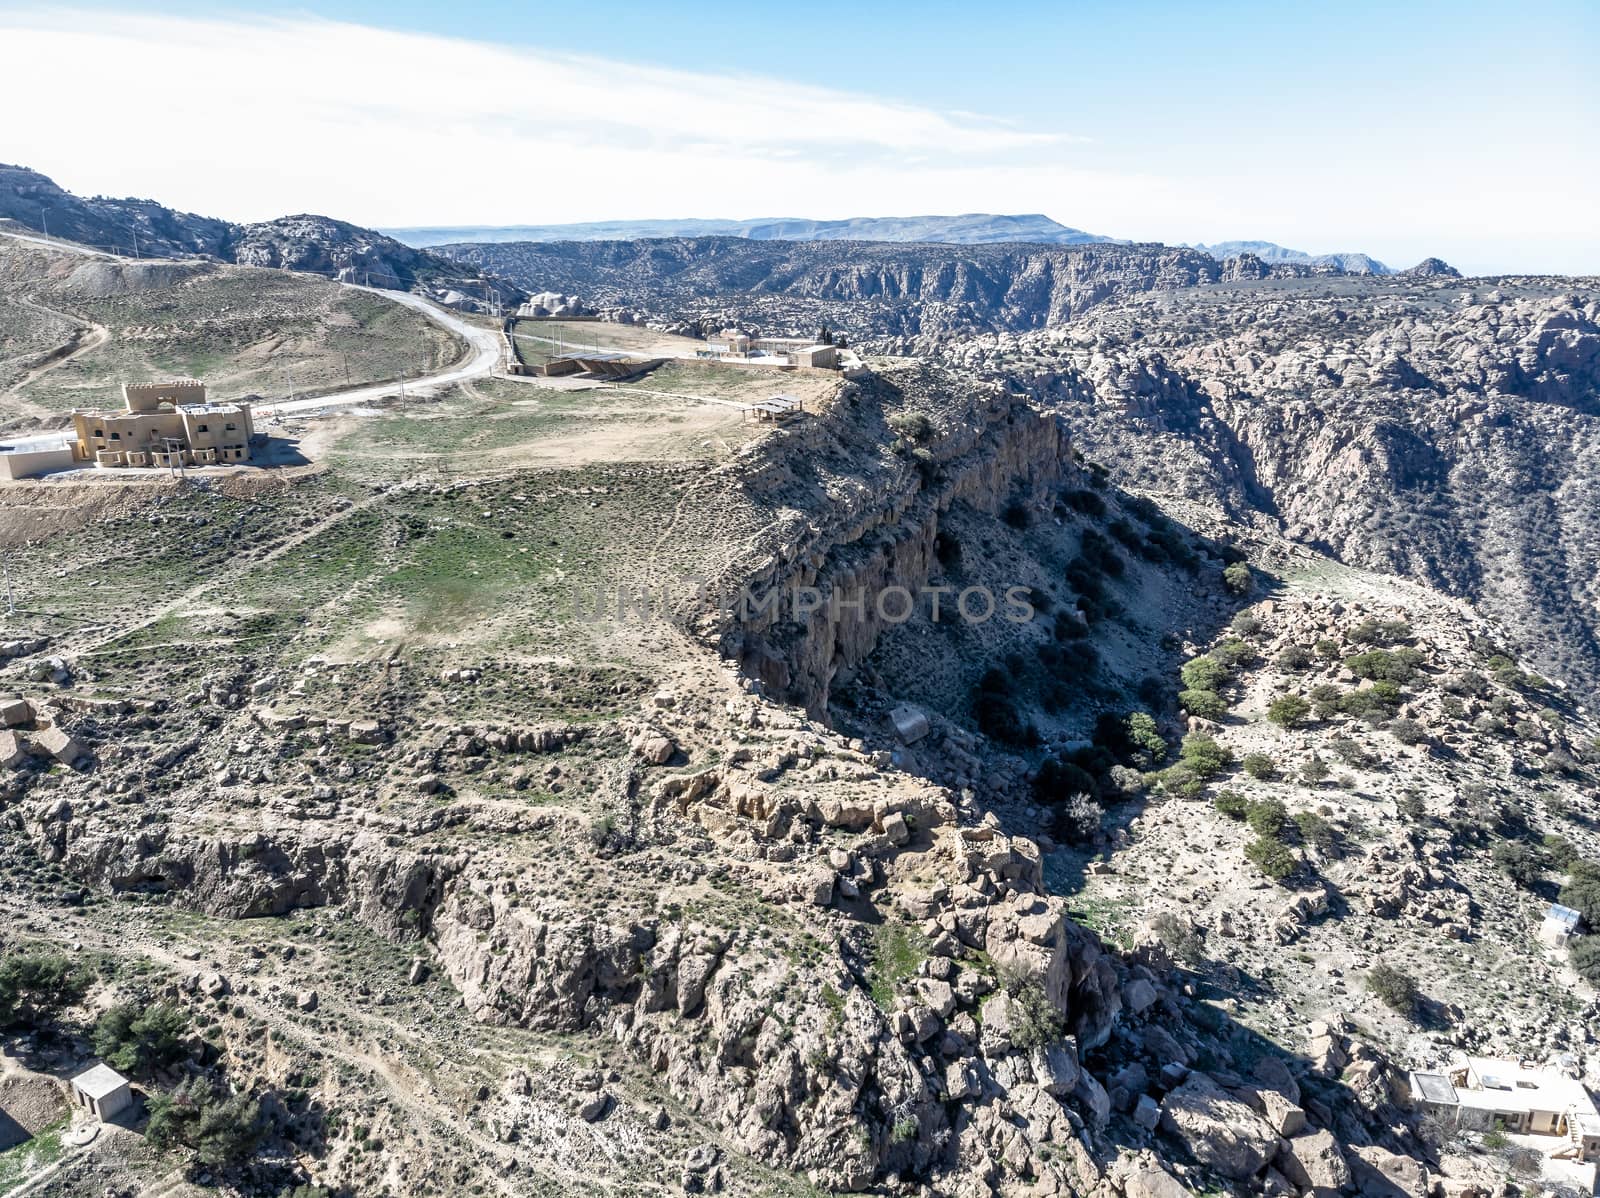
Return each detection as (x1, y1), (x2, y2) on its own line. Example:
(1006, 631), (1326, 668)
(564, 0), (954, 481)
(70, 380), (255, 469)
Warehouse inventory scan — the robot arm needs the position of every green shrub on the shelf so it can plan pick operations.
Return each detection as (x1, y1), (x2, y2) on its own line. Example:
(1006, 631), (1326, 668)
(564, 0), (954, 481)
(1492, 841), (1544, 889)
(1245, 835), (1296, 881)
(1558, 860), (1600, 928)
(1180, 734), (1233, 777)
(1397, 792), (1427, 822)
(1277, 645), (1315, 671)
(1150, 912), (1204, 965)
(145, 1077), (263, 1167)
(1241, 752), (1277, 780)
(1314, 638), (1342, 660)
(1346, 648), (1425, 684)
(995, 963), (1064, 1051)
(1158, 764), (1205, 799)
(1300, 755), (1330, 784)
(1179, 689), (1228, 720)
(1181, 656), (1230, 693)
(1246, 797), (1287, 838)
(1389, 717), (1429, 745)
(1213, 790), (1248, 819)
(1571, 937), (1600, 985)
(1293, 811), (1336, 855)
(0, 952), (90, 1030)
(888, 411), (935, 442)
(1366, 963), (1419, 1014)
(1267, 694), (1312, 729)
(1124, 711), (1167, 763)
(94, 1002), (192, 1079)
(1213, 638), (1257, 669)
(1222, 562), (1253, 595)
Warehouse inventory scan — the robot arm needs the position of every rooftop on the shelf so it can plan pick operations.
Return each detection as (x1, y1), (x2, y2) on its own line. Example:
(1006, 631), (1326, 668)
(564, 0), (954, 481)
(1411, 1071), (1459, 1104)
(1457, 1057), (1600, 1117)
(1545, 903), (1583, 929)
(71, 1062), (130, 1099)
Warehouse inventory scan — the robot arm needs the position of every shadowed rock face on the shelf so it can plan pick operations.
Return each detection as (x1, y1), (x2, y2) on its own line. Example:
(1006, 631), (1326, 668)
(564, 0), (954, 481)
(951, 274), (1600, 701)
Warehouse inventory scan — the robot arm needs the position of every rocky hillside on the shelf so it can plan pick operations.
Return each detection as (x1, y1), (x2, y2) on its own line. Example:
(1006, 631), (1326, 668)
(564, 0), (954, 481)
(437, 237), (1244, 341)
(946, 274), (1600, 706)
(0, 163), (521, 304)
(388, 212), (1118, 248)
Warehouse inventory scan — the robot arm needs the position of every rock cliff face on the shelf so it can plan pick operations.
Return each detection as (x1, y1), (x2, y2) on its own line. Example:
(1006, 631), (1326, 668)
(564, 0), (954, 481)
(711, 372), (1073, 715)
(949, 275), (1600, 702)
(436, 237), (1235, 343)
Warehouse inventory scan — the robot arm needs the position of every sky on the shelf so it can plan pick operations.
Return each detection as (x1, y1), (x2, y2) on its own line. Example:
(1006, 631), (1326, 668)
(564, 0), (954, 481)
(1, 1), (1597, 274)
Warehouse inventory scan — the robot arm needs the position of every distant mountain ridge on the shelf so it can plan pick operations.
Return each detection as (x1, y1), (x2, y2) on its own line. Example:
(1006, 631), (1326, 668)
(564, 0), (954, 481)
(1195, 239), (1394, 275)
(383, 213), (1119, 248)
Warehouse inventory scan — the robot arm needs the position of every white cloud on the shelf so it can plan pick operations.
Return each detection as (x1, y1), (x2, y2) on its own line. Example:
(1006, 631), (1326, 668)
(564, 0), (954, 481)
(0, 9), (1595, 273)
(0, 10), (1085, 223)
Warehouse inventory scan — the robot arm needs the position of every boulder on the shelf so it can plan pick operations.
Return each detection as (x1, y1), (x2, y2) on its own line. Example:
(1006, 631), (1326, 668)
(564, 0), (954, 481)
(1123, 1164), (1194, 1198)
(889, 704), (931, 744)
(0, 730), (27, 769)
(1244, 1086), (1307, 1136)
(0, 698), (31, 726)
(1159, 1072), (1280, 1180)
(1133, 1093), (1162, 1130)
(1123, 977), (1159, 1015)
(1278, 1128), (1351, 1195)
(1349, 1146), (1428, 1198)
(1031, 1041), (1081, 1096)
(35, 726), (86, 765)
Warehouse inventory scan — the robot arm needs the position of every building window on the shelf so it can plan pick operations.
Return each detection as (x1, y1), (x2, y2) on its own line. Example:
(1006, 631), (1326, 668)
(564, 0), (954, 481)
(196, 424), (208, 432)
(110, 432), (120, 440)
(225, 423), (236, 431)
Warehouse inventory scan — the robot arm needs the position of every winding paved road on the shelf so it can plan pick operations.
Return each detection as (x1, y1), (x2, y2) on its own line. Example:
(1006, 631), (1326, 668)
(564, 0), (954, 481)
(1, 228), (503, 418)
(255, 285), (504, 417)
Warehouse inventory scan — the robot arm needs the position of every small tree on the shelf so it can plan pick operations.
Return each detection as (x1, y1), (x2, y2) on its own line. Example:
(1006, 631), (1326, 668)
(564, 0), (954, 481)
(1367, 963), (1419, 1015)
(1246, 797), (1287, 838)
(1241, 752), (1277, 780)
(0, 952), (89, 1030)
(1180, 733), (1233, 777)
(145, 1077), (263, 1168)
(1293, 811), (1337, 856)
(94, 1001), (191, 1079)
(1558, 860), (1600, 928)
(1571, 937), (1600, 984)
(1246, 835), (1296, 881)
(1179, 689), (1227, 720)
(1222, 562), (1253, 595)
(1300, 755), (1330, 785)
(1124, 711), (1167, 764)
(1267, 695), (1312, 729)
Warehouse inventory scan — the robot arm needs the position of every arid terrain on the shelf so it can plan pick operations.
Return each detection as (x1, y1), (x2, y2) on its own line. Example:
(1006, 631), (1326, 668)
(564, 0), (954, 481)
(0, 175), (1597, 1198)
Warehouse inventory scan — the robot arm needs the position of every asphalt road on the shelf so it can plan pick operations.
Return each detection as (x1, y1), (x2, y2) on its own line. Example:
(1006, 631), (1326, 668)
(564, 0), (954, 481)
(255, 285), (503, 417)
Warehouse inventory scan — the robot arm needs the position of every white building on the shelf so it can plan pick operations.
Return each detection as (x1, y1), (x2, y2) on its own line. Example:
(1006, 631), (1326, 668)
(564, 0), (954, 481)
(1410, 1057), (1600, 1162)
(70, 1062), (133, 1122)
(1539, 902), (1584, 948)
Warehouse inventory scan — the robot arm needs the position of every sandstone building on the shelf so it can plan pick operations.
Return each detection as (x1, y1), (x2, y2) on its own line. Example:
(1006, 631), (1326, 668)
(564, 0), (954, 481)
(71, 380), (255, 469)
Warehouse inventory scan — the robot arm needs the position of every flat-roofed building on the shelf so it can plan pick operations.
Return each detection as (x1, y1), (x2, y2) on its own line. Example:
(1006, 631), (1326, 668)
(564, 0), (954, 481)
(0, 433), (75, 480)
(70, 380), (254, 469)
(70, 1062), (133, 1122)
(1409, 1057), (1600, 1161)
(1539, 903), (1584, 947)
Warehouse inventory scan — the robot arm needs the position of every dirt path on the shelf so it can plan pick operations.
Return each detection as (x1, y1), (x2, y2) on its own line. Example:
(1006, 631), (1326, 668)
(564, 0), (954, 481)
(3, 295), (110, 419)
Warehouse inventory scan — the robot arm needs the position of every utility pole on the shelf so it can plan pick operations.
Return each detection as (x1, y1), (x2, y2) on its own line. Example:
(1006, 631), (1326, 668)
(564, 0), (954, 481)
(39, 208), (49, 239)
(130, 226), (140, 258)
